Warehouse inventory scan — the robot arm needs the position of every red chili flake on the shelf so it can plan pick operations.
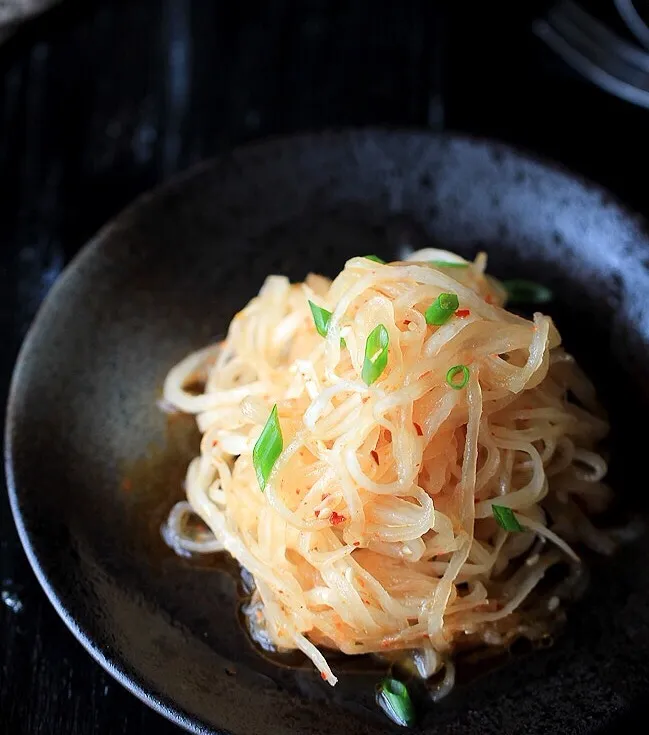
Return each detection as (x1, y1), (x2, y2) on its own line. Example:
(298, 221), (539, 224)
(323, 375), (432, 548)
(321, 672), (327, 680)
(380, 639), (392, 649)
(330, 512), (346, 526)
(455, 309), (471, 318)
(485, 294), (493, 304)
(314, 509), (321, 518)
(403, 319), (411, 326)
(353, 541), (360, 547)
(370, 450), (380, 464)
(384, 429), (392, 441)
(321, 493), (330, 501)
(414, 423), (423, 436)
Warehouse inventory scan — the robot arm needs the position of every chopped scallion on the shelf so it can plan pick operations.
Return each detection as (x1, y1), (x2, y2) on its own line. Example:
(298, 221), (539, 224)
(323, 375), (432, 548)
(430, 260), (469, 269)
(364, 254), (386, 264)
(308, 300), (346, 347)
(502, 279), (552, 304)
(425, 292), (459, 325)
(445, 364), (470, 390)
(362, 324), (389, 386)
(376, 678), (415, 728)
(308, 300), (331, 339)
(492, 504), (523, 532)
(253, 405), (283, 492)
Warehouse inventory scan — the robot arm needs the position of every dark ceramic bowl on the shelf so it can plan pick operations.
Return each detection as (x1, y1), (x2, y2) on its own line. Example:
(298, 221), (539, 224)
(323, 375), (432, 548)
(6, 130), (649, 735)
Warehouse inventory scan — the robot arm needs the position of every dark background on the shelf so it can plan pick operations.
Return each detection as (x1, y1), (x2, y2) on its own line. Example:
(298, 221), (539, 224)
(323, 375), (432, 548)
(1, 1), (647, 733)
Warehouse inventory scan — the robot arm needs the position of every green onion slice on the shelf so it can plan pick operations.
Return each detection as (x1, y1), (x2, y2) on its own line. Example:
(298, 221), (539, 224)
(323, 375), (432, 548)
(253, 405), (283, 492)
(362, 324), (389, 386)
(425, 292), (459, 325)
(492, 504), (524, 532)
(308, 300), (332, 339)
(364, 254), (386, 264)
(308, 300), (346, 347)
(445, 364), (469, 390)
(376, 678), (415, 728)
(502, 279), (553, 304)
(430, 260), (469, 269)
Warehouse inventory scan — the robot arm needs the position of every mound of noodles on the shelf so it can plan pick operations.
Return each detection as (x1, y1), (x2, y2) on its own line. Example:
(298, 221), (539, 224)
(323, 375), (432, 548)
(162, 249), (613, 686)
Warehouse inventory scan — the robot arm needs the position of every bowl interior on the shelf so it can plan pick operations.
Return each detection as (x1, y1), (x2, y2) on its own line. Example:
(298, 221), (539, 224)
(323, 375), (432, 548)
(7, 131), (649, 735)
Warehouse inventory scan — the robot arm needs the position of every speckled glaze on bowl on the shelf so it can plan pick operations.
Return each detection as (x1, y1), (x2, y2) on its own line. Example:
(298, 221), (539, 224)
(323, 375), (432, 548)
(6, 130), (649, 735)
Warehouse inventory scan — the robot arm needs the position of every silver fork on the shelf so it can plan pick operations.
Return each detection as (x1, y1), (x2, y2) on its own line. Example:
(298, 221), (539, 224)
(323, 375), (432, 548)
(533, 0), (649, 108)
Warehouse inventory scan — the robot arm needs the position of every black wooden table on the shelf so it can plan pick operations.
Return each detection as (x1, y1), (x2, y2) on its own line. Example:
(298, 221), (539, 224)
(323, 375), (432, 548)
(1, 2), (647, 733)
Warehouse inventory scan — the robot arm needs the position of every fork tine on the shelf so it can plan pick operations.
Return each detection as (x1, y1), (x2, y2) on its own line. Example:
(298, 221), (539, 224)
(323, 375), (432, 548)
(557, 0), (649, 72)
(615, 0), (649, 51)
(533, 16), (649, 108)
(547, 7), (649, 78)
